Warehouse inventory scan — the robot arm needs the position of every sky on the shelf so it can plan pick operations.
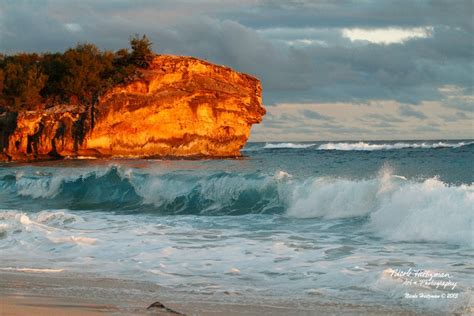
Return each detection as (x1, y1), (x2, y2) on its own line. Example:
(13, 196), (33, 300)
(0, 0), (472, 141)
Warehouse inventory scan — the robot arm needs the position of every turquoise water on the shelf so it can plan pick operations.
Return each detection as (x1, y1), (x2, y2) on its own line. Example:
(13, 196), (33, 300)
(0, 140), (473, 313)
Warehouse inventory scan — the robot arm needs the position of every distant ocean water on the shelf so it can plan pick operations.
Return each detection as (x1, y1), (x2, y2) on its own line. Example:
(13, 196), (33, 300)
(1, 140), (473, 313)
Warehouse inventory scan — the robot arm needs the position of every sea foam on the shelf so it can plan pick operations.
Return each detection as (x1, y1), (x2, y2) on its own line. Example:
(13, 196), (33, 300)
(263, 143), (316, 149)
(317, 141), (473, 151)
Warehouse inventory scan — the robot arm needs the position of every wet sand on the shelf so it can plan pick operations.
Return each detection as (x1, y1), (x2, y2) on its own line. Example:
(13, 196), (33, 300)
(0, 270), (428, 315)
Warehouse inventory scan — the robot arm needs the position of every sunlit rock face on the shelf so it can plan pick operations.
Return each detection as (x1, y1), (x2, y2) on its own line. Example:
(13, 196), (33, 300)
(0, 55), (265, 161)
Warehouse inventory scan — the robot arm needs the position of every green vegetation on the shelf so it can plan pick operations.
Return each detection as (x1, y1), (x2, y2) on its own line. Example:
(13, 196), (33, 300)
(0, 34), (155, 112)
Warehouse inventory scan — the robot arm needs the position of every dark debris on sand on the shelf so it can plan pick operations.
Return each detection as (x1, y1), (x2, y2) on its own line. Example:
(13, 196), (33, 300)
(147, 301), (184, 315)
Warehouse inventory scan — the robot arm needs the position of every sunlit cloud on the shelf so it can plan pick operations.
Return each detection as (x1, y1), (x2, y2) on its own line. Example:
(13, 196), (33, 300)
(342, 27), (433, 44)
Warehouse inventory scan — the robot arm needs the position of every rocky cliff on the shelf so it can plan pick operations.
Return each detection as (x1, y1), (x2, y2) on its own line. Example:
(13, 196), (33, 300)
(0, 55), (265, 161)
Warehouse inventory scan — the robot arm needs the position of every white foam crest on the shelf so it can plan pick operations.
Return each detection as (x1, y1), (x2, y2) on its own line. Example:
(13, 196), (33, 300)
(275, 170), (292, 180)
(15, 172), (64, 198)
(49, 236), (97, 245)
(317, 141), (473, 151)
(0, 267), (64, 273)
(263, 143), (316, 149)
(0, 210), (95, 246)
(125, 170), (284, 213)
(149, 269), (175, 277)
(126, 172), (194, 209)
(36, 211), (83, 226)
(286, 168), (473, 245)
(0, 211), (76, 238)
(14, 167), (112, 198)
(0, 211), (55, 232)
(197, 174), (275, 206)
(0, 210), (26, 222)
(287, 177), (379, 219)
(369, 178), (474, 245)
(0, 223), (8, 236)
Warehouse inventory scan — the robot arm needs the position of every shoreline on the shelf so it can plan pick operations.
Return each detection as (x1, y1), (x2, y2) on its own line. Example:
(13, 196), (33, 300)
(0, 154), (247, 164)
(0, 270), (423, 315)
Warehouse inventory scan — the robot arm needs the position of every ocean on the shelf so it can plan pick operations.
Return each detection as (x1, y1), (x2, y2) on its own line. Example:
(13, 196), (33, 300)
(0, 140), (473, 313)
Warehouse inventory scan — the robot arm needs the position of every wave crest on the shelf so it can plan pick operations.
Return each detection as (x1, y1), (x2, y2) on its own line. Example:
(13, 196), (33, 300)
(0, 166), (472, 245)
(317, 141), (473, 151)
(286, 167), (473, 245)
(263, 143), (316, 149)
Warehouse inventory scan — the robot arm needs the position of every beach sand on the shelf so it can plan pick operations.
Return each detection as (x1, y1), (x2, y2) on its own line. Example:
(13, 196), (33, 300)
(0, 270), (427, 315)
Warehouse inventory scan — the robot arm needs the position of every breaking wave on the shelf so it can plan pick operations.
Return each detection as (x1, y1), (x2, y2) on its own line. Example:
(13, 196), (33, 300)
(0, 166), (472, 245)
(0, 210), (94, 247)
(317, 141), (473, 151)
(287, 168), (473, 245)
(263, 143), (316, 149)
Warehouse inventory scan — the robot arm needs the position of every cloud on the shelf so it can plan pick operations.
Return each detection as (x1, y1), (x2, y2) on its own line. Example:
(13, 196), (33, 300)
(414, 125), (441, 133)
(0, 0), (472, 140)
(0, 1), (472, 106)
(342, 27), (433, 44)
(360, 113), (404, 123)
(222, 0), (473, 32)
(250, 100), (473, 141)
(440, 111), (471, 122)
(64, 23), (82, 32)
(399, 105), (428, 119)
(438, 85), (474, 112)
(300, 109), (334, 121)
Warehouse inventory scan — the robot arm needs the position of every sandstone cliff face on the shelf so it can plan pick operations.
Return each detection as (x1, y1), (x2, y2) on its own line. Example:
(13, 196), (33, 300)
(0, 55), (265, 161)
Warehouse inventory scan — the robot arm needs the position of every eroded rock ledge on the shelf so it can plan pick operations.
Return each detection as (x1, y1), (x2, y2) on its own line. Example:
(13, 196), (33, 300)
(0, 55), (265, 161)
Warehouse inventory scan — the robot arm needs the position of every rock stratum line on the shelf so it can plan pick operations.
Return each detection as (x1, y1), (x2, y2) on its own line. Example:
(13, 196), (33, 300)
(0, 55), (265, 161)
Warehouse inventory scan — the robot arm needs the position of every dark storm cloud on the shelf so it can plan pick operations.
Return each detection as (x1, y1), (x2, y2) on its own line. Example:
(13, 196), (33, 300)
(0, 0), (472, 107)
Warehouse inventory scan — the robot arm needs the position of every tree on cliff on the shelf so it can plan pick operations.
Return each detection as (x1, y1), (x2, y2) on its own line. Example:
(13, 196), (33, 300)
(40, 53), (70, 103)
(20, 65), (48, 109)
(108, 49), (139, 85)
(0, 35), (156, 111)
(61, 43), (114, 104)
(1, 55), (47, 110)
(0, 68), (4, 109)
(0, 68), (4, 96)
(106, 35), (155, 84)
(129, 34), (155, 68)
